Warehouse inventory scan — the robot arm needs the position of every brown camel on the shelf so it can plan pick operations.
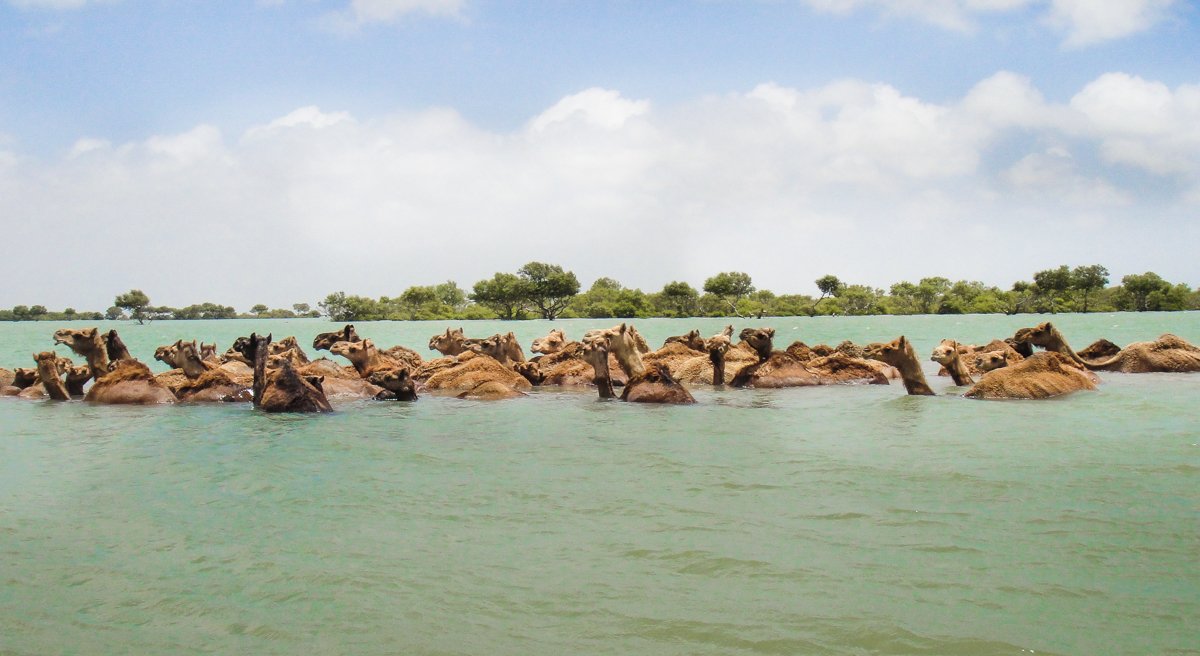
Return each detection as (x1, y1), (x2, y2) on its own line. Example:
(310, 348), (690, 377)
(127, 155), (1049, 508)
(930, 339), (974, 387)
(245, 333), (332, 412)
(469, 332), (526, 366)
(1014, 322), (1200, 373)
(584, 326), (694, 404)
(663, 329), (706, 352)
(331, 339), (408, 378)
(268, 336), (310, 364)
(420, 351), (533, 392)
(85, 360), (178, 405)
(104, 330), (133, 362)
(456, 381), (527, 400)
(428, 327), (482, 356)
(53, 327), (108, 379)
(531, 328), (568, 355)
(366, 368), (418, 401)
(964, 352), (1098, 400)
(313, 325), (361, 351)
(975, 351), (1011, 372)
(65, 365), (91, 397)
(864, 336), (935, 396)
(732, 328), (888, 388)
(33, 352), (70, 401)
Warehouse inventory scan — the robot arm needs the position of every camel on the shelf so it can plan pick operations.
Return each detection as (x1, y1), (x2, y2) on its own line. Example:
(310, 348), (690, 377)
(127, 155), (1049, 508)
(1014, 322), (1200, 373)
(517, 341), (630, 388)
(731, 328), (888, 388)
(244, 333), (332, 412)
(428, 327), (480, 356)
(930, 339), (974, 387)
(1077, 338), (1121, 361)
(268, 336), (310, 364)
(964, 352), (1098, 400)
(584, 325), (694, 404)
(0, 367), (13, 389)
(867, 335), (1096, 400)
(85, 360), (177, 405)
(366, 368), (418, 401)
(380, 344), (424, 371)
(662, 329), (706, 352)
(531, 328), (568, 355)
(167, 341), (252, 402)
(155, 342), (186, 369)
(53, 327), (108, 379)
(200, 342), (218, 361)
(456, 381), (527, 400)
(468, 332), (526, 366)
(864, 336), (937, 396)
(104, 330), (133, 362)
(331, 339), (410, 378)
(313, 325), (361, 351)
(65, 365), (91, 397)
(33, 352), (70, 401)
(421, 351), (533, 392)
(10, 368), (38, 390)
(975, 351), (1010, 372)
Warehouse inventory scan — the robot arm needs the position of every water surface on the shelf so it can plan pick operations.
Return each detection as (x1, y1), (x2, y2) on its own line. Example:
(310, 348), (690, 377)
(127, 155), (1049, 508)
(1, 314), (1197, 655)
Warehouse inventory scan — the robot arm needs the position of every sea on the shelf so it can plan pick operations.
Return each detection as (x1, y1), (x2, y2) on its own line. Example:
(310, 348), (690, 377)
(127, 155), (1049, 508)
(1, 313), (1197, 655)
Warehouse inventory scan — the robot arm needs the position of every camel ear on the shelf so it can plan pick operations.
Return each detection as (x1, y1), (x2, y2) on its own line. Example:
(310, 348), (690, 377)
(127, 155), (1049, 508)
(82, 328), (96, 337)
(898, 336), (908, 348)
(766, 328), (775, 338)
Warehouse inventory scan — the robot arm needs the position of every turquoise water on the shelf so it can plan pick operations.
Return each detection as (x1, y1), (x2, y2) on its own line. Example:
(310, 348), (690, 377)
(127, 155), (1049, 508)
(1, 314), (1197, 655)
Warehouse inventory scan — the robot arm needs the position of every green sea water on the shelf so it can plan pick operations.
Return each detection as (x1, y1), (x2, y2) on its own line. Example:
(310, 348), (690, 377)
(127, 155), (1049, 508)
(1, 314), (1197, 655)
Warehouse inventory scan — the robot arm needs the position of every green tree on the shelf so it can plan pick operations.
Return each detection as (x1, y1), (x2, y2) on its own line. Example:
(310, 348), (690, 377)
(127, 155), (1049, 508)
(813, 275), (843, 314)
(517, 262), (580, 320)
(471, 273), (530, 320)
(114, 289), (152, 324)
(656, 281), (700, 317)
(1071, 264), (1109, 313)
(1032, 265), (1072, 312)
(250, 304), (269, 316)
(703, 271), (755, 317)
(434, 281), (467, 310)
(1117, 272), (1170, 312)
(292, 303), (311, 314)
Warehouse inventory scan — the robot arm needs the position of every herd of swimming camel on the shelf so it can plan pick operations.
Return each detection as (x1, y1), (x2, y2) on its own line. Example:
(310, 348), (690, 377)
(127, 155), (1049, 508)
(1, 321), (1198, 411)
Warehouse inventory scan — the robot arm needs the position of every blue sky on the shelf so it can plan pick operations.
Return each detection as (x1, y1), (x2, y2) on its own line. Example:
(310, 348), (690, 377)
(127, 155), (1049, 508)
(1, 0), (1197, 309)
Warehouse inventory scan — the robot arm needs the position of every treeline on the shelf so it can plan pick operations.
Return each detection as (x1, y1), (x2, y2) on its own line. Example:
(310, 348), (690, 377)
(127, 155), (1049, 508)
(4, 264), (1196, 323)
(317, 262), (1200, 321)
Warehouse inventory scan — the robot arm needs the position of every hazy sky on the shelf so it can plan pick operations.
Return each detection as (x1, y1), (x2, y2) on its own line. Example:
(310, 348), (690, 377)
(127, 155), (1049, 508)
(1, 0), (1197, 310)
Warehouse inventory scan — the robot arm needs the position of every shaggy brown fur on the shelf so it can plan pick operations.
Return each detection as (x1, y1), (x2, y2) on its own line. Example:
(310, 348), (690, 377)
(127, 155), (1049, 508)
(12, 368), (37, 389)
(332, 339), (407, 378)
(586, 324), (649, 378)
(0, 367), (14, 389)
(65, 365), (91, 397)
(622, 364), (696, 404)
(155, 342), (185, 369)
(269, 336), (310, 364)
(421, 351), (533, 392)
(174, 368), (252, 403)
(865, 336), (935, 396)
(739, 327), (775, 362)
(1077, 338), (1122, 361)
(380, 344), (424, 371)
(457, 381), (526, 400)
(965, 352), (1097, 400)
(86, 360), (177, 405)
(259, 360), (333, 413)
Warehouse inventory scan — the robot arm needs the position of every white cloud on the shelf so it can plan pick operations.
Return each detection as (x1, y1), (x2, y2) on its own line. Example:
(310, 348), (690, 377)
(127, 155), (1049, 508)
(798, 0), (1177, 45)
(2, 73), (1199, 309)
(1045, 0), (1176, 47)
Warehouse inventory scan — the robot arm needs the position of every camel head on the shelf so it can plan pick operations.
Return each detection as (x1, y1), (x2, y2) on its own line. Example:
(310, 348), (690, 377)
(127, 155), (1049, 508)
(199, 342), (218, 361)
(331, 338), (375, 366)
(155, 342), (185, 369)
(65, 365), (91, 392)
(865, 336), (917, 368)
(428, 327), (466, 355)
(664, 329), (705, 352)
(367, 367), (418, 401)
(738, 327), (775, 361)
(469, 332), (525, 365)
(513, 361), (544, 386)
(53, 327), (104, 356)
(34, 351), (62, 372)
(177, 340), (209, 378)
(930, 339), (961, 366)
(705, 333), (732, 357)
(104, 329), (132, 361)
(531, 328), (567, 355)
(269, 336), (308, 363)
(1013, 322), (1065, 351)
(313, 324), (360, 351)
(975, 352), (1009, 372)
(12, 368), (38, 389)
(585, 323), (647, 378)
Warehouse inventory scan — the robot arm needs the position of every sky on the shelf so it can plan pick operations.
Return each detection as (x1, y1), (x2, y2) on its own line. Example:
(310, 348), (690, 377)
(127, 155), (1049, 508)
(1, 0), (1197, 311)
